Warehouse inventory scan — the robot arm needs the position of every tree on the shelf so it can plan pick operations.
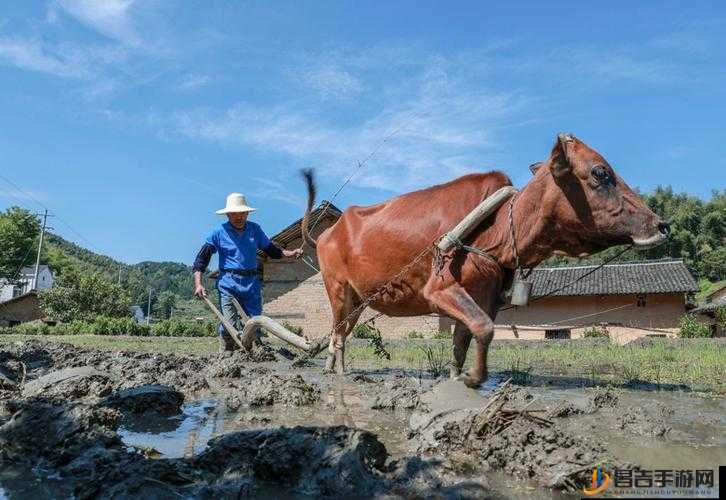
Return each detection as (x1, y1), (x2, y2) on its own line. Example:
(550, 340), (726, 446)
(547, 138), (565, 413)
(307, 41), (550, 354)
(543, 187), (725, 282)
(0, 207), (39, 278)
(40, 269), (132, 322)
(153, 290), (177, 319)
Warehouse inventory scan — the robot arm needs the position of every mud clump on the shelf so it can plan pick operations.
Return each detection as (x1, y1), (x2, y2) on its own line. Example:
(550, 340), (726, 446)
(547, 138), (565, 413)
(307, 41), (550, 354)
(224, 371), (321, 409)
(411, 383), (607, 490)
(198, 426), (389, 497)
(0, 341), (289, 399)
(102, 384), (184, 415)
(371, 377), (424, 410)
(586, 387), (619, 412)
(22, 367), (114, 401)
(0, 399), (121, 470)
(548, 401), (585, 418)
(206, 346), (277, 378)
(618, 405), (671, 437)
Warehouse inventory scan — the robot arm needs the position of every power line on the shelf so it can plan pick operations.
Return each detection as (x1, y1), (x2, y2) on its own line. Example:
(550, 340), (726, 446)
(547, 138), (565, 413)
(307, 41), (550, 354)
(0, 172), (103, 254)
(307, 109), (427, 235)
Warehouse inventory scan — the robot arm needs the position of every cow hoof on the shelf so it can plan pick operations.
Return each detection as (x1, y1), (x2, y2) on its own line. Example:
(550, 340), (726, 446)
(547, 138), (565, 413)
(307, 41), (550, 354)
(461, 373), (483, 389)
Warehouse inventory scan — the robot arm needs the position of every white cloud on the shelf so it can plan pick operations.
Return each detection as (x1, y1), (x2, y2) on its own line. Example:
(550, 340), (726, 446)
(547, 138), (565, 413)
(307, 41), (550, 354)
(299, 65), (364, 99)
(54, 0), (140, 46)
(170, 56), (531, 192)
(0, 37), (87, 78)
(0, 35), (134, 100)
(249, 177), (305, 207)
(175, 73), (212, 92)
(565, 47), (680, 85)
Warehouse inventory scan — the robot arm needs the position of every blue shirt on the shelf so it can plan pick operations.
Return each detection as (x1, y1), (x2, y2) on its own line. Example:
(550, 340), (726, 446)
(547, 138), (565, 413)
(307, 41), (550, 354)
(205, 221), (272, 271)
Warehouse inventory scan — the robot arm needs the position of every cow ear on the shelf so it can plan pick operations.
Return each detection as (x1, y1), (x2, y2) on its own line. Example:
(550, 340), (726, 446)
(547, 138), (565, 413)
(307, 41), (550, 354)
(529, 162), (543, 175)
(550, 133), (574, 178)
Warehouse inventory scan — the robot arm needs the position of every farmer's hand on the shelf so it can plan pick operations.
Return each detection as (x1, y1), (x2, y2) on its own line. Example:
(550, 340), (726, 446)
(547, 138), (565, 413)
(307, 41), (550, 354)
(283, 248), (304, 259)
(194, 284), (207, 298)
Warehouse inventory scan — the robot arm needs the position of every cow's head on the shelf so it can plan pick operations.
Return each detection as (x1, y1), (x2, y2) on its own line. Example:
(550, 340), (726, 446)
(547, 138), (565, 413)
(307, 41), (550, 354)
(531, 133), (668, 256)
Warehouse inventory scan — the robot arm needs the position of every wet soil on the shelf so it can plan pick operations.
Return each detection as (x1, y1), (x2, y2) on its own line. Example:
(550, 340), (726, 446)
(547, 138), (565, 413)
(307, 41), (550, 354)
(0, 340), (723, 499)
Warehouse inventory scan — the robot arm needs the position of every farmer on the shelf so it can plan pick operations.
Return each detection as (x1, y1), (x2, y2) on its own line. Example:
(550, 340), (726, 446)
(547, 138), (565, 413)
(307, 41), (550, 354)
(193, 193), (303, 351)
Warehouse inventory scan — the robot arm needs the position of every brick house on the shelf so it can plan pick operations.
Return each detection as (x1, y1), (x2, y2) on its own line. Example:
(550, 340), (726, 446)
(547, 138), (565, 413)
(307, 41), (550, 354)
(259, 202), (440, 339)
(692, 284), (726, 338)
(0, 291), (45, 327)
(480, 259), (699, 343)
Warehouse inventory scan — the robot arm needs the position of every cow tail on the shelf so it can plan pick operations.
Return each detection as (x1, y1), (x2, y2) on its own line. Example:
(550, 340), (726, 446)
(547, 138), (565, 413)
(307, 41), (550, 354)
(300, 168), (318, 248)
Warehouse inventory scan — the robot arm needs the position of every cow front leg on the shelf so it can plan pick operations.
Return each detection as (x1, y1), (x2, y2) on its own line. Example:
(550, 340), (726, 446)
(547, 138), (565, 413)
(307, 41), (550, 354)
(426, 286), (495, 388)
(450, 321), (472, 379)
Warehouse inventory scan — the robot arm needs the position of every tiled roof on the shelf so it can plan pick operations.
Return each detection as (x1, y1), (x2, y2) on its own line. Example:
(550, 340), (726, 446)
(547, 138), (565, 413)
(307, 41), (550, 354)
(524, 259), (698, 297)
(256, 201), (342, 258)
(19, 265), (50, 278)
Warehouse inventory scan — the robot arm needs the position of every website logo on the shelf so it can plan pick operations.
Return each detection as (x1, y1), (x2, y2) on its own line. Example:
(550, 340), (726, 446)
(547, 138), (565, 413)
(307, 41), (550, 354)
(583, 467), (611, 496)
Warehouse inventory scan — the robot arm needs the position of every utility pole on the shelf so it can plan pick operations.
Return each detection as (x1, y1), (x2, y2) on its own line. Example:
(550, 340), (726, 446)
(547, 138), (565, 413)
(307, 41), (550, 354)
(146, 288), (152, 325)
(32, 209), (49, 290)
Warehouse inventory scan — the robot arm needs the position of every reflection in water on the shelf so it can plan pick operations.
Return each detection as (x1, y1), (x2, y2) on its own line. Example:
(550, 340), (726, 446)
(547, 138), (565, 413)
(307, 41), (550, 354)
(118, 399), (221, 458)
(117, 380), (414, 460)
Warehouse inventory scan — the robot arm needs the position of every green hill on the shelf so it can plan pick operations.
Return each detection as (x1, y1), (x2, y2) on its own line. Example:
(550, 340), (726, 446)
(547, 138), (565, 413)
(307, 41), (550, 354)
(44, 234), (210, 320)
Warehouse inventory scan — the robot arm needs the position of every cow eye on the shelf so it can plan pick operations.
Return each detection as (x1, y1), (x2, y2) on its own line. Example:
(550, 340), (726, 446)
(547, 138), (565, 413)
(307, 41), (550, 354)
(591, 166), (609, 183)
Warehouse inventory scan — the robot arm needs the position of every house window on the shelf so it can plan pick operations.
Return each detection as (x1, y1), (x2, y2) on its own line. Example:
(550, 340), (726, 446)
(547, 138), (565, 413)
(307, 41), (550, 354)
(636, 294), (646, 307)
(545, 328), (571, 340)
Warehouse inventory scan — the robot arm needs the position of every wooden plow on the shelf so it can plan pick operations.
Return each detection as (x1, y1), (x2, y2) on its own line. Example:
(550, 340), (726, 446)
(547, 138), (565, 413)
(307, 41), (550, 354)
(201, 295), (323, 354)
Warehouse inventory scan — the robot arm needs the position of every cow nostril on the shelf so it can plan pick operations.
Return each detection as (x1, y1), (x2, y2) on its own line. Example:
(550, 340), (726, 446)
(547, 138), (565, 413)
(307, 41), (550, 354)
(658, 221), (671, 235)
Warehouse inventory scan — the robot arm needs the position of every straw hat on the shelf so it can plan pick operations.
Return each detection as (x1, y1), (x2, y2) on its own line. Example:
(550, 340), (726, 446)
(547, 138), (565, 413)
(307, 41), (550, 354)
(215, 193), (257, 214)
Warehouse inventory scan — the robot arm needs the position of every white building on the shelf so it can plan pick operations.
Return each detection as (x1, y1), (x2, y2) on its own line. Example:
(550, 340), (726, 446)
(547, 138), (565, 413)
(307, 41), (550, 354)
(0, 265), (55, 303)
(130, 305), (145, 324)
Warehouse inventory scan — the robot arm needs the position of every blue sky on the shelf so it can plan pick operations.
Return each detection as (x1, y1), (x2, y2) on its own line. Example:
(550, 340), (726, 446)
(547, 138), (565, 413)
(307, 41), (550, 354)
(0, 1), (724, 265)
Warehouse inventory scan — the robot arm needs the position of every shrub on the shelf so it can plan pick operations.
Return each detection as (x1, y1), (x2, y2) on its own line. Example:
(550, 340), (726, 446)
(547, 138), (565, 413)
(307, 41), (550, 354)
(678, 314), (711, 338)
(151, 318), (215, 337)
(582, 326), (609, 338)
(432, 330), (453, 340)
(353, 324), (377, 339)
(407, 331), (424, 339)
(53, 320), (91, 336)
(352, 323), (390, 359)
(6, 321), (51, 336)
(418, 343), (450, 377)
(715, 306), (726, 330)
(1, 317), (213, 337)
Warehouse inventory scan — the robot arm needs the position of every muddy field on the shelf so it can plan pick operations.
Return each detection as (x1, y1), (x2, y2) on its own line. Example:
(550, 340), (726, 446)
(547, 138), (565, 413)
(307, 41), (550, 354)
(0, 339), (723, 499)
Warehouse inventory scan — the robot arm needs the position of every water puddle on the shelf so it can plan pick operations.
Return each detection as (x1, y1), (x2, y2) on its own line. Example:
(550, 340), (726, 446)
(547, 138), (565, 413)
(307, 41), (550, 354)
(118, 379), (413, 460)
(118, 399), (220, 458)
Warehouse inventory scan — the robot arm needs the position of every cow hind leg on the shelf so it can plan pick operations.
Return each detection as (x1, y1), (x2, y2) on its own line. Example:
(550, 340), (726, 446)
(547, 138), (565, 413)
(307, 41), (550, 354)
(450, 321), (472, 379)
(323, 280), (362, 375)
(426, 286), (494, 388)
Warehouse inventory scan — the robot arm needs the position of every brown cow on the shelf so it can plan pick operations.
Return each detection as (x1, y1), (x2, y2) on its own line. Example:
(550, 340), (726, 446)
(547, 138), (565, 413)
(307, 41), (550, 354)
(300, 133), (668, 387)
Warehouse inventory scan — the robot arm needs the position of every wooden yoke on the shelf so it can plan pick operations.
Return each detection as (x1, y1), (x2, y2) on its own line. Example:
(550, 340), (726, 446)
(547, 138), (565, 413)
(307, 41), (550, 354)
(436, 186), (517, 253)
